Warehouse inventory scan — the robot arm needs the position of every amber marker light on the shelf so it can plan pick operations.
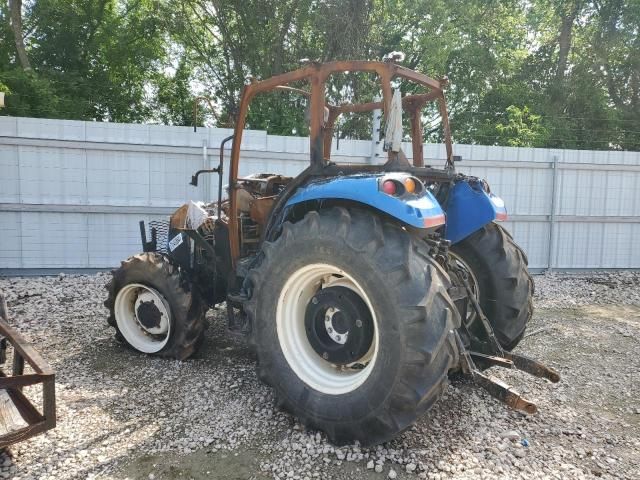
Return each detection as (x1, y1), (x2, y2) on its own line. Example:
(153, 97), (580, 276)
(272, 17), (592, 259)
(404, 177), (416, 193)
(495, 211), (508, 221)
(424, 214), (446, 228)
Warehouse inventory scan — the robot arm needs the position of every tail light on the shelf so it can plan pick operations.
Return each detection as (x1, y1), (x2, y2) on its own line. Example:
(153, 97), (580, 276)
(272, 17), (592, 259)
(382, 180), (398, 195)
(379, 176), (423, 197)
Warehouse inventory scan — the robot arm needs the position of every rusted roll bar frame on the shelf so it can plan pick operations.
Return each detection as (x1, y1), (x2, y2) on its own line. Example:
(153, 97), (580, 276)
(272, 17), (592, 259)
(225, 61), (454, 264)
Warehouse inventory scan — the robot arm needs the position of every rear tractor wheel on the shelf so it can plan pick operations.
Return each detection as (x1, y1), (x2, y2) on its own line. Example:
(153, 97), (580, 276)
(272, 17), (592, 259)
(450, 222), (533, 351)
(104, 253), (206, 360)
(244, 208), (460, 446)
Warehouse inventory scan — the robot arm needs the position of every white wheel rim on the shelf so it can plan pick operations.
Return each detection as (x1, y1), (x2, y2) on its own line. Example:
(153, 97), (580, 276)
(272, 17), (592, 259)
(276, 263), (379, 395)
(114, 283), (172, 353)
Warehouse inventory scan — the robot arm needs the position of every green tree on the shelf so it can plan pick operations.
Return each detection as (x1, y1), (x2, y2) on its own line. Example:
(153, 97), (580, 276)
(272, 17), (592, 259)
(1, 0), (638, 150)
(1, 0), (175, 121)
(494, 105), (547, 147)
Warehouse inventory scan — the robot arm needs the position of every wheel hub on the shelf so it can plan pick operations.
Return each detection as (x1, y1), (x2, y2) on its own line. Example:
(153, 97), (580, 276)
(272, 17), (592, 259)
(136, 299), (162, 330)
(132, 288), (170, 335)
(304, 286), (373, 365)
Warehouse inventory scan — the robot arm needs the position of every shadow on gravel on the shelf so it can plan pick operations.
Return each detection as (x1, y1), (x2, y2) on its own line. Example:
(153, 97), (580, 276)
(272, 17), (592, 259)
(117, 448), (270, 480)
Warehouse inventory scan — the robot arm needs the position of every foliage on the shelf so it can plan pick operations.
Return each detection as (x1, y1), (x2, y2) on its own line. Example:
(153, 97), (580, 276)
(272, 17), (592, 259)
(1, 0), (176, 121)
(1, 0), (639, 150)
(494, 106), (547, 147)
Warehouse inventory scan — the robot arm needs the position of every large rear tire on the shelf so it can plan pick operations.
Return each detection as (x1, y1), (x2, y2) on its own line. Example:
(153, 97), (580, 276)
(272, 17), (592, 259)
(104, 253), (206, 360)
(450, 222), (533, 350)
(244, 208), (460, 446)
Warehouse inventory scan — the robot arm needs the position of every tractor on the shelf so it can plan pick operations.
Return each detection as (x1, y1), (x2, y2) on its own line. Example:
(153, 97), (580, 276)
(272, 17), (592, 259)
(105, 60), (559, 446)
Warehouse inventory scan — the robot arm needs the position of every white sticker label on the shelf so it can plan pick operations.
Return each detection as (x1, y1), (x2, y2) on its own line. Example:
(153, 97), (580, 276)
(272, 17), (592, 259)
(168, 233), (184, 252)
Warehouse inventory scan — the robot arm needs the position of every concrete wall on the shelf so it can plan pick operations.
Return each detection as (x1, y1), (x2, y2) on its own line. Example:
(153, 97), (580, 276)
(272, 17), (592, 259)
(2, 116), (640, 272)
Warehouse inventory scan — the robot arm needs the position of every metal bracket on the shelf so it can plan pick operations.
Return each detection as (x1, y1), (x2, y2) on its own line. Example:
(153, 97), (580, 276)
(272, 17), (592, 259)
(449, 258), (560, 415)
(502, 352), (561, 383)
(474, 372), (538, 414)
(190, 167), (220, 187)
(178, 228), (217, 258)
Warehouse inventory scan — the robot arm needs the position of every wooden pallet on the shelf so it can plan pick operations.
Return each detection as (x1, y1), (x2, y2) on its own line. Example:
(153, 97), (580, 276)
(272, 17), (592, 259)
(0, 390), (27, 436)
(0, 291), (56, 448)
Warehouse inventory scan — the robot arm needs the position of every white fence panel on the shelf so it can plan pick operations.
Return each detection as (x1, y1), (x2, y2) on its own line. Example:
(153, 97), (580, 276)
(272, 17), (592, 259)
(1, 116), (639, 272)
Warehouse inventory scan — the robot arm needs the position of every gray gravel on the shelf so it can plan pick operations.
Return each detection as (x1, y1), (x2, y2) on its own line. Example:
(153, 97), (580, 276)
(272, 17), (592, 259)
(0, 271), (638, 479)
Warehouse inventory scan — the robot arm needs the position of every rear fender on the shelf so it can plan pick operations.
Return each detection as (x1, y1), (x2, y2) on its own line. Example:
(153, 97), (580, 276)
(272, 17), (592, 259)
(444, 180), (507, 244)
(284, 175), (445, 229)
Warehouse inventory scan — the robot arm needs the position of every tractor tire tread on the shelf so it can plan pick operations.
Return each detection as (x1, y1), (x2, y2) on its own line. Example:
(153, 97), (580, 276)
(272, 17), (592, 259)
(451, 222), (533, 350)
(244, 207), (460, 446)
(104, 252), (206, 360)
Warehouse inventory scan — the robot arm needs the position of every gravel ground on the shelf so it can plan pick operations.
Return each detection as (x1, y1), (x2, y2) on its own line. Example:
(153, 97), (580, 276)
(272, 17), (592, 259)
(0, 271), (638, 480)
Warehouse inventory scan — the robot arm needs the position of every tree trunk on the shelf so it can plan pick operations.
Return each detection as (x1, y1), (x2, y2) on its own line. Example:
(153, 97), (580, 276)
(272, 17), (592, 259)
(595, 0), (625, 109)
(555, 7), (578, 82)
(272, 1), (298, 75)
(630, 35), (639, 110)
(8, 0), (31, 71)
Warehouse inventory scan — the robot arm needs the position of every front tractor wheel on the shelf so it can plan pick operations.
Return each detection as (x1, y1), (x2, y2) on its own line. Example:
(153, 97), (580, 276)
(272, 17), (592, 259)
(104, 253), (206, 360)
(244, 208), (460, 446)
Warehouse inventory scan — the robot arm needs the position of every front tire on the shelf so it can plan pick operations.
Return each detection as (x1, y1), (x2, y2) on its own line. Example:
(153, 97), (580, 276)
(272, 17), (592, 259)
(450, 222), (533, 350)
(244, 208), (460, 446)
(104, 253), (206, 360)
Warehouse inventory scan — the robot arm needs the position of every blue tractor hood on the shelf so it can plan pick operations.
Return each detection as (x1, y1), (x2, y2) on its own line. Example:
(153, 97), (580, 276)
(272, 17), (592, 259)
(444, 180), (508, 244)
(285, 174), (446, 229)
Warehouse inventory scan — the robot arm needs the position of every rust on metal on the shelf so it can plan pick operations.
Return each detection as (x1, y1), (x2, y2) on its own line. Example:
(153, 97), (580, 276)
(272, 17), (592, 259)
(226, 60), (453, 266)
(469, 351), (514, 369)
(505, 352), (561, 383)
(249, 196), (277, 226)
(184, 61), (559, 421)
(475, 372), (538, 415)
(0, 291), (56, 448)
(169, 204), (189, 229)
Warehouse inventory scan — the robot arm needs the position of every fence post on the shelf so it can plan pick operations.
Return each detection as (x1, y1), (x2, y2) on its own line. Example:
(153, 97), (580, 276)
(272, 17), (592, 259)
(370, 95), (383, 164)
(202, 139), (209, 201)
(547, 155), (559, 272)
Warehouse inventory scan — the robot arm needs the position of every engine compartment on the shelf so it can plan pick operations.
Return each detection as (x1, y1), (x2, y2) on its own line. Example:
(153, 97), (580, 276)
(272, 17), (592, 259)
(225, 174), (292, 257)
